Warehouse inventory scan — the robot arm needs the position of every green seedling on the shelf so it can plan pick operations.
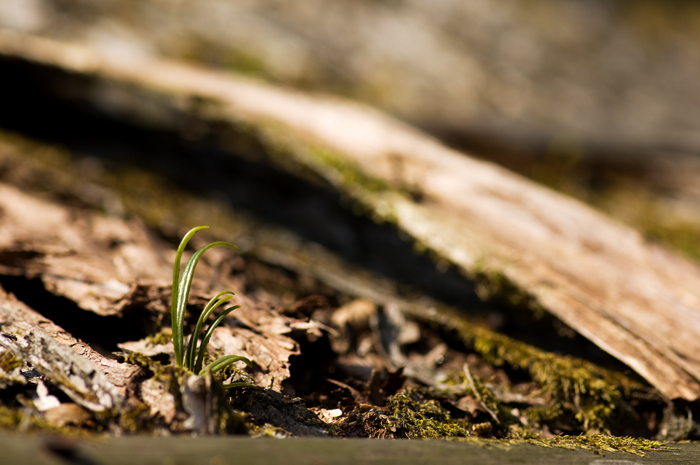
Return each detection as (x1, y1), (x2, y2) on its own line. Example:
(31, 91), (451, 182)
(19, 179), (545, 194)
(171, 226), (255, 388)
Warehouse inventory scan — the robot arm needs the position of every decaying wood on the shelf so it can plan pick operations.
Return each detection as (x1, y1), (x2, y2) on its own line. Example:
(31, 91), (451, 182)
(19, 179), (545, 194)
(0, 286), (137, 394)
(0, 327), (123, 412)
(0, 179), (314, 392)
(0, 182), (171, 317)
(1, 30), (698, 400)
(0, 289), (129, 414)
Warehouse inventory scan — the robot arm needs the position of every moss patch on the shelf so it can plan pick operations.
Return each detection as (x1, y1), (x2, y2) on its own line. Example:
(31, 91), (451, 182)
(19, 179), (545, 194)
(386, 388), (471, 439)
(145, 328), (173, 346)
(305, 144), (392, 194)
(471, 265), (546, 318)
(520, 434), (670, 456)
(406, 305), (651, 435)
(0, 351), (23, 373)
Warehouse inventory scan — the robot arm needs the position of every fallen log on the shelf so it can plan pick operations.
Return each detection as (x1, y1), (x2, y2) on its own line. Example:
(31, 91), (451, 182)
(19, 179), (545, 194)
(0, 130), (663, 436)
(1, 30), (700, 401)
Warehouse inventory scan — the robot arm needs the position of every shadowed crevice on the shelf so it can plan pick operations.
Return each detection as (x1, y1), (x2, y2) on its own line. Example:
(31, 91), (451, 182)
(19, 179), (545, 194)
(0, 275), (151, 357)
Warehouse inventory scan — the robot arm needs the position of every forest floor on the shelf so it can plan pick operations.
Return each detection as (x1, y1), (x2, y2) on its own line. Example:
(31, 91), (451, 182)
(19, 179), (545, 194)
(1, 8), (700, 461)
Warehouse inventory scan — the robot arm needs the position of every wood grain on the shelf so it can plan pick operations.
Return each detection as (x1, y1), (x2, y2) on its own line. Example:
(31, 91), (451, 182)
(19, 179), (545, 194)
(0, 433), (693, 465)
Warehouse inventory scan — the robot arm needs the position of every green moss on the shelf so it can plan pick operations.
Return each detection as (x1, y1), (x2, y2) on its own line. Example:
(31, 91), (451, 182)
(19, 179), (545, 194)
(520, 434), (669, 456)
(247, 423), (292, 438)
(639, 219), (700, 263)
(0, 404), (24, 429)
(471, 264), (546, 319)
(464, 425), (669, 456)
(209, 381), (249, 434)
(523, 404), (564, 425)
(384, 388), (471, 439)
(145, 328), (173, 346)
(0, 402), (78, 433)
(360, 383), (503, 440)
(0, 351), (23, 372)
(451, 432), (668, 456)
(306, 146), (391, 194)
(120, 351), (184, 426)
(406, 305), (647, 435)
(225, 49), (270, 79)
(117, 404), (154, 434)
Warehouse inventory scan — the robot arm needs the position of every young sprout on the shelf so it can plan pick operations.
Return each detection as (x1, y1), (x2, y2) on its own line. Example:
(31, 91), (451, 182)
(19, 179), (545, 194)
(171, 226), (255, 388)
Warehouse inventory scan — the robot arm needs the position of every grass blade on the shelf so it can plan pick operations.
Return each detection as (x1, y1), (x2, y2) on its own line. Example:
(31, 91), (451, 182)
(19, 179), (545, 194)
(184, 291), (235, 371)
(221, 382), (259, 390)
(170, 227), (252, 388)
(194, 305), (240, 374)
(171, 226), (209, 367)
(199, 355), (253, 377)
(173, 240), (239, 366)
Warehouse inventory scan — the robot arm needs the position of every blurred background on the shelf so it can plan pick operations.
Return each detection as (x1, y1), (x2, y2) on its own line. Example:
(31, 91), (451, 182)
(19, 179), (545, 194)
(2, 0), (700, 260)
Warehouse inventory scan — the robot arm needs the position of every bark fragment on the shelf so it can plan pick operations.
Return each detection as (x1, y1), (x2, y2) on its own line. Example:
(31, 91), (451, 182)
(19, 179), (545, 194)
(0, 328), (122, 412)
(0, 286), (137, 393)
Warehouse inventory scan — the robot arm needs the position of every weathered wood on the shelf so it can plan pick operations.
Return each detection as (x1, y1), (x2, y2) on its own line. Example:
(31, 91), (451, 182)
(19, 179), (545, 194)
(0, 327), (123, 412)
(0, 433), (696, 465)
(0, 286), (137, 392)
(2, 30), (700, 400)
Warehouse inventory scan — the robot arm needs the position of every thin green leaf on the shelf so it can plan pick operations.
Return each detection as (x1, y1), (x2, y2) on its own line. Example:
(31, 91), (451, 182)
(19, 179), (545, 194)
(221, 382), (259, 390)
(171, 225), (209, 367)
(184, 291), (235, 371)
(194, 305), (240, 374)
(199, 355), (253, 377)
(174, 240), (239, 366)
(170, 227), (250, 386)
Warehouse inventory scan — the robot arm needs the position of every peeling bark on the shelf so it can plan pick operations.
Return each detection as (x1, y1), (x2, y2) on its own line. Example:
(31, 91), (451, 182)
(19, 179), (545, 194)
(0, 286), (137, 393)
(0, 328), (122, 412)
(0, 181), (171, 317)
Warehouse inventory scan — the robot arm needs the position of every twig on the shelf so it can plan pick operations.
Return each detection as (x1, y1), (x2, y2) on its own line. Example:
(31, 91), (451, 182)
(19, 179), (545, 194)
(463, 363), (499, 424)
